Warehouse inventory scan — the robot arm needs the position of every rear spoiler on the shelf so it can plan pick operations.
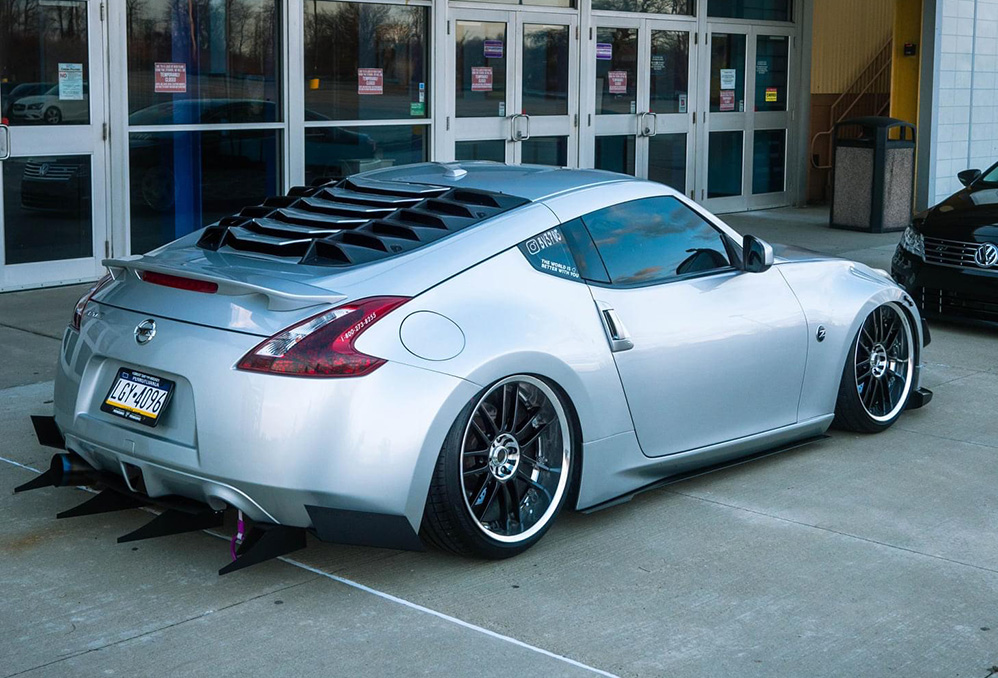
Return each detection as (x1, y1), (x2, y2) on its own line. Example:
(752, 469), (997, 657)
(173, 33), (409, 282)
(103, 257), (347, 311)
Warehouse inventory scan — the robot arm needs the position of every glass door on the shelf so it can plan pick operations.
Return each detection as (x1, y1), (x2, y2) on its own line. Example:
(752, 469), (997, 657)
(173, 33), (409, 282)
(586, 17), (696, 192)
(0, 0), (108, 290)
(698, 23), (792, 212)
(588, 19), (639, 175)
(451, 9), (579, 166)
(646, 19), (697, 196)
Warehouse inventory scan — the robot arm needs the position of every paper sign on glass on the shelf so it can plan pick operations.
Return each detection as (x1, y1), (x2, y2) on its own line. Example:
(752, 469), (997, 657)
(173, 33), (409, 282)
(484, 40), (504, 59)
(58, 63), (83, 101)
(719, 89), (735, 111)
(358, 68), (383, 95)
(155, 62), (187, 93)
(765, 87), (778, 102)
(608, 71), (627, 94)
(596, 43), (613, 60)
(678, 93), (688, 113)
(720, 68), (737, 90)
(471, 66), (493, 92)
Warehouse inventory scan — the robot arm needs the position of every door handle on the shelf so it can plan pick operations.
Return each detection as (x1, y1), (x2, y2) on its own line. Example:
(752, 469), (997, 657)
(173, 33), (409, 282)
(509, 113), (531, 142)
(596, 301), (634, 352)
(638, 112), (657, 137)
(0, 125), (9, 161)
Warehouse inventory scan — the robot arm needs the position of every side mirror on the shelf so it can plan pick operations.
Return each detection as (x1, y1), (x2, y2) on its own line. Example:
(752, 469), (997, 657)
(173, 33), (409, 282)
(957, 169), (981, 187)
(743, 235), (774, 273)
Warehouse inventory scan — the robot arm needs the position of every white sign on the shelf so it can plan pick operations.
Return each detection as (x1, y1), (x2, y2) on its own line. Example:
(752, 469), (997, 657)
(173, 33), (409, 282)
(678, 93), (688, 113)
(720, 68), (737, 90)
(58, 63), (83, 101)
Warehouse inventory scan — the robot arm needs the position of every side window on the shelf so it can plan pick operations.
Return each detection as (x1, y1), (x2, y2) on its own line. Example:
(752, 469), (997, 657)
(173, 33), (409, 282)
(518, 220), (611, 283)
(518, 227), (582, 282)
(581, 196), (733, 286)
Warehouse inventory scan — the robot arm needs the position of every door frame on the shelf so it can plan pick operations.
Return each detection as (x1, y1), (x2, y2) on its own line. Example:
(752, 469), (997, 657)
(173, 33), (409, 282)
(445, 4), (580, 166)
(698, 21), (797, 213)
(0, 0), (110, 291)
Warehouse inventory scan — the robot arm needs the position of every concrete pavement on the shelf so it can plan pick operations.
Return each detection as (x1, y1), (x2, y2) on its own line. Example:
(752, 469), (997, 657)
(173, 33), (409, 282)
(2, 209), (997, 678)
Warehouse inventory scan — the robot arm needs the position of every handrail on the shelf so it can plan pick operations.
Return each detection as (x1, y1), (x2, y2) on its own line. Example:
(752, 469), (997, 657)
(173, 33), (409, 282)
(810, 38), (894, 170)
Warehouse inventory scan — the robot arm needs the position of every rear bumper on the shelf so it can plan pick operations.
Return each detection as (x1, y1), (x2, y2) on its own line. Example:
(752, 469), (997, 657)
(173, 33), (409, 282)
(892, 246), (998, 323)
(54, 305), (478, 548)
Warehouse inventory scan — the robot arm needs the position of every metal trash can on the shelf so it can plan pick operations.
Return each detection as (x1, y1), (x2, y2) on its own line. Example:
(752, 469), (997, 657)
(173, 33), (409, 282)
(830, 116), (916, 233)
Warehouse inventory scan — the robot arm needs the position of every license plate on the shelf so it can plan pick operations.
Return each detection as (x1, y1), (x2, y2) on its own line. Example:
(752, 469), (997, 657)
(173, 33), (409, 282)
(100, 368), (175, 427)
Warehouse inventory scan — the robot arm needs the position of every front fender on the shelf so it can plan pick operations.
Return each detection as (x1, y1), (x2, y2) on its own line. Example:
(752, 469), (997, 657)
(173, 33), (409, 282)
(778, 260), (925, 421)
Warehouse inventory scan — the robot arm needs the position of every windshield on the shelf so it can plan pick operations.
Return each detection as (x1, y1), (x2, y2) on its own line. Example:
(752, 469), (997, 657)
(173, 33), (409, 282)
(979, 164), (998, 184)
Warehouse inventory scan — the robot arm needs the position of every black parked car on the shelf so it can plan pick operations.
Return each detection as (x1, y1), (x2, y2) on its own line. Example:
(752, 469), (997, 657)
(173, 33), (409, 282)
(892, 165), (998, 323)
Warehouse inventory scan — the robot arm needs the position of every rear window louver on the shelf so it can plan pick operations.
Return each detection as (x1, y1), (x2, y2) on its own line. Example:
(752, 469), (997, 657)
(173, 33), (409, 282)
(197, 176), (530, 267)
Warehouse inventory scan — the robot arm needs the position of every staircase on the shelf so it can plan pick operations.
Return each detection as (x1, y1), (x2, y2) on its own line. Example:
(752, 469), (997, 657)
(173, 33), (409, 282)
(810, 39), (894, 171)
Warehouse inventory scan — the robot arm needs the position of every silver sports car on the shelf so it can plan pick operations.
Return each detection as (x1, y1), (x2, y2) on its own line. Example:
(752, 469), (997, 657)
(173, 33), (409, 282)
(22, 162), (932, 568)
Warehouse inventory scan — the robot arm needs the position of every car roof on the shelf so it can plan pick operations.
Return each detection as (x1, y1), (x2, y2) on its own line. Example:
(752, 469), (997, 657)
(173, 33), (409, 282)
(359, 161), (641, 202)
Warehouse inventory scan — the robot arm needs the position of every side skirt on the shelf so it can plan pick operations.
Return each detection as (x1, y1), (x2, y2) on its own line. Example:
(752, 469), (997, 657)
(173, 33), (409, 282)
(581, 434), (829, 514)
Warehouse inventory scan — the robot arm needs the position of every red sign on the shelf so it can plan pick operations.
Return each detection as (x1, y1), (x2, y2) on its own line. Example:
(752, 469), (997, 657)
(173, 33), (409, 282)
(358, 68), (383, 95)
(154, 62), (187, 93)
(471, 66), (493, 92)
(719, 89), (735, 111)
(608, 71), (627, 94)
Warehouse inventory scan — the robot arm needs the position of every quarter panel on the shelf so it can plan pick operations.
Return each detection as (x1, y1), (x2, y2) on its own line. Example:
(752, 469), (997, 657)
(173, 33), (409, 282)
(54, 305), (479, 530)
(356, 248), (635, 444)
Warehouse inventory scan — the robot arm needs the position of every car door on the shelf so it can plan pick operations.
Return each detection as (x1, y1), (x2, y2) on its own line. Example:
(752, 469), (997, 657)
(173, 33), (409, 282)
(577, 196), (808, 458)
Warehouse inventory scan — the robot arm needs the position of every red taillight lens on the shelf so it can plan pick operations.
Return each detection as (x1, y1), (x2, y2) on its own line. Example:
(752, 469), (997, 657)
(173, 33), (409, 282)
(70, 273), (114, 331)
(236, 296), (410, 378)
(141, 271), (219, 293)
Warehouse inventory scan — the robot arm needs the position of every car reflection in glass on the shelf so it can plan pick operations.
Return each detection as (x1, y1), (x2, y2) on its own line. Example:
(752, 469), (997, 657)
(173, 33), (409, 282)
(20, 99), (381, 218)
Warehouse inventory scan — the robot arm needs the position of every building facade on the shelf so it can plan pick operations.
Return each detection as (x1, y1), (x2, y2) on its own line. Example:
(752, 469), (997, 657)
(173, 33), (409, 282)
(0, 0), (977, 291)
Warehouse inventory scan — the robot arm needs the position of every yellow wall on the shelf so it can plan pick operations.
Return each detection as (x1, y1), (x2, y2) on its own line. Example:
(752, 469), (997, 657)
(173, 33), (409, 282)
(890, 0), (922, 124)
(811, 0), (895, 94)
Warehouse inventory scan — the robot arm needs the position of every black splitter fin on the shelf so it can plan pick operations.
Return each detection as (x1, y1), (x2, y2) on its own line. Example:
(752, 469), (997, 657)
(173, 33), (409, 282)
(219, 525), (308, 576)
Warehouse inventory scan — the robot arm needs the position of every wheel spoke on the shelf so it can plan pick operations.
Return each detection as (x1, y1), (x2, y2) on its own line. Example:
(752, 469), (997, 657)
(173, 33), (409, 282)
(472, 477), (500, 520)
(517, 470), (553, 506)
(513, 406), (542, 439)
(476, 403), (500, 439)
(519, 418), (556, 450)
(470, 418), (491, 446)
(463, 461), (489, 477)
(856, 363), (872, 381)
(860, 323), (875, 350)
(499, 383), (515, 432)
(521, 454), (561, 474)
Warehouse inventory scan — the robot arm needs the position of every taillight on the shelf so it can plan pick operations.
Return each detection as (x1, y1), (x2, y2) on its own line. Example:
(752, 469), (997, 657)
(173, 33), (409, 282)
(142, 271), (219, 293)
(70, 273), (113, 331)
(235, 296), (410, 378)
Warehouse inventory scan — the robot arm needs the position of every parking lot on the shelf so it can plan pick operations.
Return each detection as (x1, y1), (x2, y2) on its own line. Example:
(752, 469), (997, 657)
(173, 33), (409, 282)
(2, 207), (997, 678)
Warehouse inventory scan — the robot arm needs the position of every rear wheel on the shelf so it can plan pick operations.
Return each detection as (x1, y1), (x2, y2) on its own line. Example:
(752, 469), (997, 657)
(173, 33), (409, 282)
(421, 375), (574, 558)
(833, 302), (915, 433)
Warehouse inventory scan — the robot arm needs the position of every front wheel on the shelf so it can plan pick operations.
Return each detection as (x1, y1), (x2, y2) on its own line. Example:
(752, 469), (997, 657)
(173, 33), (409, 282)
(833, 302), (915, 433)
(421, 375), (575, 559)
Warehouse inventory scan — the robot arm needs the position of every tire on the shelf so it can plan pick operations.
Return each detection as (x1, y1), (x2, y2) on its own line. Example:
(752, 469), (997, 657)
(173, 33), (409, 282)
(421, 375), (576, 559)
(833, 302), (915, 433)
(44, 107), (62, 124)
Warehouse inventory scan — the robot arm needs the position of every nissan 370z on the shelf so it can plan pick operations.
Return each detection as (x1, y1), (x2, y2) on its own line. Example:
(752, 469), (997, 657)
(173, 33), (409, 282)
(18, 162), (933, 571)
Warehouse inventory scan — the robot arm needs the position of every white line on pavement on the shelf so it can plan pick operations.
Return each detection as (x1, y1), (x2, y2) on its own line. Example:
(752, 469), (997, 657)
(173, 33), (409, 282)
(1, 453), (619, 678)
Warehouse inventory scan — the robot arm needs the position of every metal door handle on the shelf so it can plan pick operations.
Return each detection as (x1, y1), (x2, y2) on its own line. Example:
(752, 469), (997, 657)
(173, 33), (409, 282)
(638, 112), (657, 137)
(0, 125), (9, 161)
(509, 113), (530, 142)
(596, 301), (634, 352)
